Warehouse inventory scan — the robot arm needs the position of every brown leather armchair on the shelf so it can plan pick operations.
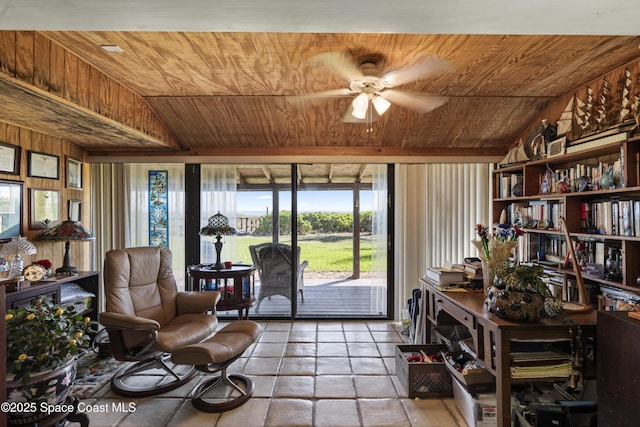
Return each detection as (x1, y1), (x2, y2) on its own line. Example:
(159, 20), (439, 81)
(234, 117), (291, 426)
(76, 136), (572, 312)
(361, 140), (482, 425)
(100, 246), (220, 397)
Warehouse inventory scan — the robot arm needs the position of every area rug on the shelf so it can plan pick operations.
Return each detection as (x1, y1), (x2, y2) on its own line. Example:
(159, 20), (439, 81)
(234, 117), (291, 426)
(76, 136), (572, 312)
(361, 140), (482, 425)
(70, 351), (123, 398)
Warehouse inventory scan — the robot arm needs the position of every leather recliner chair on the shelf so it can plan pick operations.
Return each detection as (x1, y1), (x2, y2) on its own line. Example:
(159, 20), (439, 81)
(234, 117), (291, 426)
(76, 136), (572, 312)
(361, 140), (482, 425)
(99, 246), (220, 397)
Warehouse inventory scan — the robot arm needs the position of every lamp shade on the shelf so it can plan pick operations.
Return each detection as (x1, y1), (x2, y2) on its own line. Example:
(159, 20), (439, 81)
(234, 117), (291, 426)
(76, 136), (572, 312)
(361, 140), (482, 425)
(39, 220), (94, 242)
(200, 212), (236, 236)
(0, 236), (36, 257)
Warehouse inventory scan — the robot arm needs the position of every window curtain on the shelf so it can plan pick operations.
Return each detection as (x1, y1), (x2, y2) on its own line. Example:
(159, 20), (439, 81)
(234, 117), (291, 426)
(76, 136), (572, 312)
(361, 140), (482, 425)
(91, 163), (126, 311)
(394, 163), (492, 322)
(123, 164), (186, 283)
(200, 165), (237, 264)
(371, 164), (388, 315)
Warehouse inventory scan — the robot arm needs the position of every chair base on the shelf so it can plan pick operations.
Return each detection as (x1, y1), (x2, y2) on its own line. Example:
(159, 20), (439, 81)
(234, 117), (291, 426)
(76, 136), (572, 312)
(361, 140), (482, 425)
(191, 372), (254, 413)
(111, 353), (197, 397)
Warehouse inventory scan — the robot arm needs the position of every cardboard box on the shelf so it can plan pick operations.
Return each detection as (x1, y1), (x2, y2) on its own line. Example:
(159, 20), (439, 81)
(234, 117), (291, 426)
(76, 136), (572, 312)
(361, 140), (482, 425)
(452, 377), (497, 427)
(445, 351), (495, 393)
(396, 344), (452, 398)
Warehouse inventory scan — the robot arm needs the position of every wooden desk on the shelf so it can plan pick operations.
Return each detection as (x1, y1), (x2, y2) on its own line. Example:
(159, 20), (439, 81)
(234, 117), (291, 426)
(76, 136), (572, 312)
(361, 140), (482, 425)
(187, 264), (256, 319)
(420, 279), (597, 427)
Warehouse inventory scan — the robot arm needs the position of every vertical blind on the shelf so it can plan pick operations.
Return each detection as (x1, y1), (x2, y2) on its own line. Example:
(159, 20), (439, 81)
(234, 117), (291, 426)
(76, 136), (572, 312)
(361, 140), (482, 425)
(394, 163), (492, 320)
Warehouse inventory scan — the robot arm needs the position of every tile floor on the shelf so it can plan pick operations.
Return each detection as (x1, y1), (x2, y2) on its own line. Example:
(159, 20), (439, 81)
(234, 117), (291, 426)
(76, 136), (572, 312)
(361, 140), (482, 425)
(76, 321), (467, 427)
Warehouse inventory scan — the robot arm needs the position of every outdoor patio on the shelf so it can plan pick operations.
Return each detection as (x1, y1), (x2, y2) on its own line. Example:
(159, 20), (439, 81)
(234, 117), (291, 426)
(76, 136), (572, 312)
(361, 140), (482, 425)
(217, 276), (388, 319)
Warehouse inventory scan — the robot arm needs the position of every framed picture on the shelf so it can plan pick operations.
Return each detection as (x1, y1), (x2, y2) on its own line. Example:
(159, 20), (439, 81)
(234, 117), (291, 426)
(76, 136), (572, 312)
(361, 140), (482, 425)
(67, 157), (82, 189)
(28, 151), (59, 180)
(29, 188), (60, 230)
(68, 199), (82, 222)
(0, 142), (20, 175)
(0, 179), (23, 242)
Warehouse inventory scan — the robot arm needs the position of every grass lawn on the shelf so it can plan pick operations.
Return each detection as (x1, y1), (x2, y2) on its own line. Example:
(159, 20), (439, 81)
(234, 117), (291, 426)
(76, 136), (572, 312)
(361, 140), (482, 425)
(235, 233), (372, 273)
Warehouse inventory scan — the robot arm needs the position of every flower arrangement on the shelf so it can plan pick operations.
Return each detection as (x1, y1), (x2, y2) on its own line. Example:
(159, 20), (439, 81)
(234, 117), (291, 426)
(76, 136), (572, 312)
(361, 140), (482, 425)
(34, 259), (52, 270)
(474, 223), (524, 261)
(5, 296), (95, 384)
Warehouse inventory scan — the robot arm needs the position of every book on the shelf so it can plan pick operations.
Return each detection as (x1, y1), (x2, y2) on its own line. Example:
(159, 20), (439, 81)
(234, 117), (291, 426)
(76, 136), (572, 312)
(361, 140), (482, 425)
(424, 267), (467, 284)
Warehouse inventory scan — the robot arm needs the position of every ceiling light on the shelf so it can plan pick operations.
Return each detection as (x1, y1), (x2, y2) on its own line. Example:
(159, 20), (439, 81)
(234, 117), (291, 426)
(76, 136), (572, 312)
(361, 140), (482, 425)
(352, 93), (369, 112)
(351, 107), (367, 120)
(372, 96), (391, 115)
(100, 45), (123, 53)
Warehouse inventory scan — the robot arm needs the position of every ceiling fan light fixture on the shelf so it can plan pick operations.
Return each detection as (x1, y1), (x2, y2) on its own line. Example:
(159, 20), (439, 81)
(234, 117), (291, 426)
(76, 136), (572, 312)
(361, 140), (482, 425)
(352, 93), (369, 112)
(372, 95), (391, 115)
(351, 107), (367, 120)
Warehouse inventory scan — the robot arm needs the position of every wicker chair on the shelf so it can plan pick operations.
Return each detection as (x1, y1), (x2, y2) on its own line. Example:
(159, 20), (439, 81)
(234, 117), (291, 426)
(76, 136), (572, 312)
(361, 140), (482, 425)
(249, 243), (308, 312)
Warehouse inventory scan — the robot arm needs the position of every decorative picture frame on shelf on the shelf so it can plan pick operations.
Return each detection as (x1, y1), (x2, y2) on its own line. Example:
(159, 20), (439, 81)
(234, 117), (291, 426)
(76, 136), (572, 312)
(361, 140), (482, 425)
(29, 188), (60, 230)
(28, 151), (59, 180)
(0, 179), (24, 242)
(66, 157), (82, 189)
(68, 199), (82, 222)
(0, 142), (21, 175)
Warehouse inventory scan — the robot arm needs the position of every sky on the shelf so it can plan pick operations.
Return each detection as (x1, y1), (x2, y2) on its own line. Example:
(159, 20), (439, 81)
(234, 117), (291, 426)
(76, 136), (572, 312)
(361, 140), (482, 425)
(237, 190), (373, 215)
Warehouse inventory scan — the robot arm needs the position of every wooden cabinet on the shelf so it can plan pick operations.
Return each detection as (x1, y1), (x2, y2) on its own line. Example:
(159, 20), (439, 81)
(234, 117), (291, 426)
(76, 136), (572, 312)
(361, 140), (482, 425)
(493, 132), (640, 308)
(597, 310), (640, 427)
(5, 272), (100, 322)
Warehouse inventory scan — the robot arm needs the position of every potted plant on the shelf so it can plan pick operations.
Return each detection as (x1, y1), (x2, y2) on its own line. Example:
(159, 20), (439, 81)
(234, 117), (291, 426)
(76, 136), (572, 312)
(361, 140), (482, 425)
(5, 296), (95, 425)
(486, 264), (563, 321)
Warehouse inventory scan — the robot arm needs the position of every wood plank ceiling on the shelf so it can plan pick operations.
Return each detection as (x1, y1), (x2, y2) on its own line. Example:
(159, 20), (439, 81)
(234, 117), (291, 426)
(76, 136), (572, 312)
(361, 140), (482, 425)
(3, 31), (640, 184)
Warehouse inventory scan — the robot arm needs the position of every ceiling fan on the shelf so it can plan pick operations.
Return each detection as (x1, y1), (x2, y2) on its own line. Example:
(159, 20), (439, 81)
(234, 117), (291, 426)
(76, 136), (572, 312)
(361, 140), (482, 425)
(297, 51), (451, 122)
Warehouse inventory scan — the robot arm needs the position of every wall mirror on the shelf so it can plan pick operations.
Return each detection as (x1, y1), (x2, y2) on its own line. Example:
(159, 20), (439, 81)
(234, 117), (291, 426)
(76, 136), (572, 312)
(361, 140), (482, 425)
(30, 188), (60, 230)
(0, 179), (23, 242)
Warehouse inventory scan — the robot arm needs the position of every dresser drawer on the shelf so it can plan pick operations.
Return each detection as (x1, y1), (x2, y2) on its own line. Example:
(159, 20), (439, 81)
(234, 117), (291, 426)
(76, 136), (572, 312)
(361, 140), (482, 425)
(436, 297), (476, 331)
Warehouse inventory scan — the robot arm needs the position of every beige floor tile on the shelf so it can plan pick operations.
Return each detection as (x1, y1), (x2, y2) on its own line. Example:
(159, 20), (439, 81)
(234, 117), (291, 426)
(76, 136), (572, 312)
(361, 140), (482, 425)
(279, 357), (316, 375)
(354, 375), (398, 398)
(359, 398), (411, 427)
(342, 322), (371, 331)
(345, 331), (375, 342)
(347, 342), (381, 357)
(350, 357), (388, 375)
(317, 322), (344, 331)
(265, 398), (313, 427)
(217, 398), (270, 427)
(243, 357), (281, 375)
(317, 342), (349, 357)
(317, 331), (346, 342)
(166, 400), (221, 427)
(273, 375), (315, 398)
(314, 399), (361, 427)
(371, 331), (405, 343)
(252, 342), (287, 357)
(263, 322), (292, 331)
(290, 322), (317, 331)
(247, 375), (277, 398)
(259, 331), (290, 343)
(377, 342), (400, 357)
(288, 331), (317, 343)
(315, 375), (356, 398)
(116, 398), (184, 427)
(82, 397), (132, 426)
(284, 342), (317, 357)
(316, 356), (354, 375)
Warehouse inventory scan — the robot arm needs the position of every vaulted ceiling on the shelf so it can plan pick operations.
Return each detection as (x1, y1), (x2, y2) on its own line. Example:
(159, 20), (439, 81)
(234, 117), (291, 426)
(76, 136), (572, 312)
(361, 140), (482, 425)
(1, 1), (640, 176)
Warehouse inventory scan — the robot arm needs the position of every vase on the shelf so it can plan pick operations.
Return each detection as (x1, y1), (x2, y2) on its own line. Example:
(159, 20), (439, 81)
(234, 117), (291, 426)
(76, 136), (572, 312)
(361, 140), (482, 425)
(472, 240), (516, 295)
(6, 360), (77, 425)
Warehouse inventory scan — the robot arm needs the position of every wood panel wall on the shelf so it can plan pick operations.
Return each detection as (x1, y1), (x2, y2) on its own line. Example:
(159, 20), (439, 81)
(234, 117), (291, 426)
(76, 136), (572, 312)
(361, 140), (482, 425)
(0, 122), (92, 272)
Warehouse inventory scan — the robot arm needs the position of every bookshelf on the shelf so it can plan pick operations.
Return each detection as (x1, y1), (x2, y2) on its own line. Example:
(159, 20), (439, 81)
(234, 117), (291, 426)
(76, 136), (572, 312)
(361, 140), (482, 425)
(493, 131), (640, 310)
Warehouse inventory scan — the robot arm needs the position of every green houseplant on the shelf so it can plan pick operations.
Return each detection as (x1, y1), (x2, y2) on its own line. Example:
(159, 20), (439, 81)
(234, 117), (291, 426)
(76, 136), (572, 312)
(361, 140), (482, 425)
(5, 296), (95, 425)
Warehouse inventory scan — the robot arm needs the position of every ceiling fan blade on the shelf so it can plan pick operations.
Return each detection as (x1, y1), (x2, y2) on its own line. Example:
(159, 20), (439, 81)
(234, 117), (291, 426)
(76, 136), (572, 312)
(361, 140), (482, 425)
(287, 88), (355, 104)
(308, 52), (364, 81)
(382, 55), (450, 87)
(379, 89), (448, 113)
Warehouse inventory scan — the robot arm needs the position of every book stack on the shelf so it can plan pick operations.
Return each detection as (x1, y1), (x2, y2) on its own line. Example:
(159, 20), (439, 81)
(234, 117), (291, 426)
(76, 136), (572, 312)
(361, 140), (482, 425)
(423, 267), (468, 290)
(509, 349), (573, 380)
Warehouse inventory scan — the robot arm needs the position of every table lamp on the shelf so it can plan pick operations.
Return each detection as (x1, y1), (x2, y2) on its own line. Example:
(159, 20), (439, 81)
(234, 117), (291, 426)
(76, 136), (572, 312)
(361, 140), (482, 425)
(200, 212), (236, 270)
(0, 236), (37, 278)
(39, 220), (94, 276)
